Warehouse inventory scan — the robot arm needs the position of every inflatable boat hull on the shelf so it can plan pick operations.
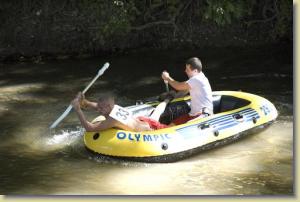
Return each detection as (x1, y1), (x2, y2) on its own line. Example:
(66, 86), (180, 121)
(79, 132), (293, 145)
(84, 91), (278, 162)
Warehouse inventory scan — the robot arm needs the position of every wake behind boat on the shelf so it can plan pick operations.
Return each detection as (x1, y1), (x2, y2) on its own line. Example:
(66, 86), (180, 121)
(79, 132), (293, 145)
(84, 91), (278, 162)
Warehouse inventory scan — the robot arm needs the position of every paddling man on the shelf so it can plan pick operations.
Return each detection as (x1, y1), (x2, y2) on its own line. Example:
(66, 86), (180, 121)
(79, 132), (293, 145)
(162, 57), (213, 125)
(71, 92), (173, 132)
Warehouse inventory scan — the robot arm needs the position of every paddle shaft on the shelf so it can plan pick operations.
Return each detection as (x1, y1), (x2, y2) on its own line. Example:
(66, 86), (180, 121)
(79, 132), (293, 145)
(49, 62), (110, 129)
(164, 80), (169, 92)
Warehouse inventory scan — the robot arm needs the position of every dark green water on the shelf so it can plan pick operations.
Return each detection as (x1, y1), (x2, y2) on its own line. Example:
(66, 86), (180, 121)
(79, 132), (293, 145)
(0, 46), (293, 194)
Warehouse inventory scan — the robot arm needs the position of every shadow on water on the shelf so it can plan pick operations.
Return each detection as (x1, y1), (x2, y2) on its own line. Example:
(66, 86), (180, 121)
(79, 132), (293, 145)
(0, 44), (293, 194)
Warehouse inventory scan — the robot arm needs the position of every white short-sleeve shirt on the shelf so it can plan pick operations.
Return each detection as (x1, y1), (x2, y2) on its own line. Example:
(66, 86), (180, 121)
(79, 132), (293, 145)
(186, 72), (213, 116)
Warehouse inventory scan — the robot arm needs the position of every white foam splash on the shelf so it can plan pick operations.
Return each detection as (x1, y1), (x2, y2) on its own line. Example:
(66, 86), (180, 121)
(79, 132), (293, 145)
(46, 127), (85, 146)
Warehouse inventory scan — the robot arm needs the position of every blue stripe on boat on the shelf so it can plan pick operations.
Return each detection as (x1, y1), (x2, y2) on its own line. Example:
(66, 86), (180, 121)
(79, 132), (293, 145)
(176, 108), (260, 139)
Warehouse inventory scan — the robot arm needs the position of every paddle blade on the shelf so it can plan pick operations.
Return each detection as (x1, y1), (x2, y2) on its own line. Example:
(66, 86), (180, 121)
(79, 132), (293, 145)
(49, 105), (73, 129)
(98, 62), (110, 75)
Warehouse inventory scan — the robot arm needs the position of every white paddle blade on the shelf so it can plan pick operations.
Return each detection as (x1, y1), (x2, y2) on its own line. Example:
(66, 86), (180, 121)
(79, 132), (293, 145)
(49, 105), (73, 129)
(82, 62), (110, 94)
(98, 62), (110, 75)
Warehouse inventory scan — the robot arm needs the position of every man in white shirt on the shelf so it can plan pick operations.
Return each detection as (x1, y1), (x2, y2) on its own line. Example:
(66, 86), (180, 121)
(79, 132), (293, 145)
(161, 57), (213, 125)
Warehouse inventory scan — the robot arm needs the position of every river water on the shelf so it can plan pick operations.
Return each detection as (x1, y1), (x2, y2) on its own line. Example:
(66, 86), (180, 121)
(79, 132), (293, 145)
(0, 45), (293, 195)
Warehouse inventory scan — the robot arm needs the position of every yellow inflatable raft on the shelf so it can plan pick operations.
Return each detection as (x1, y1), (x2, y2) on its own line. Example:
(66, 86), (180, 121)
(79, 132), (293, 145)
(84, 91), (278, 162)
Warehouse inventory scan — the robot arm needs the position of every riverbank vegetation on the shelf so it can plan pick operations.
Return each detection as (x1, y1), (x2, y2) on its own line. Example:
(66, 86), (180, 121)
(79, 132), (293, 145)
(0, 0), (292, 62)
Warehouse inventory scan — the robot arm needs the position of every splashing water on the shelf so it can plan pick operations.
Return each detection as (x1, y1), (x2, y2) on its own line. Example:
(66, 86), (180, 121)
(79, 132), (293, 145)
(46, 127), (85, 147)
